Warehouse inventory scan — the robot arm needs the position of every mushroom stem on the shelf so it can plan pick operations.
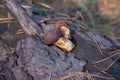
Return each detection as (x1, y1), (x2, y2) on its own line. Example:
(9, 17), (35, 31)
(60, 26), (71, 39)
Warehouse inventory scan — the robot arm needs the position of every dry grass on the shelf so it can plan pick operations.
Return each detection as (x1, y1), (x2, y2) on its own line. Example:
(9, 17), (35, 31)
(60, 71), (115, 80)
(105, 56), (120, 70)
(16, 29), (25, 34)
(0, 15), (14, 24)
(93, 50), (120, 73)
(91, 50), (120, 80)
(93, 65), (117, 80)
(93, 49), (120, 64)
(60, 72), (93, 80)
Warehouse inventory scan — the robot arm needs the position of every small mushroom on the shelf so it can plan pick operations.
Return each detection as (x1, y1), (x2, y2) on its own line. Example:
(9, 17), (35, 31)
(54, 20), (67, 29)
(43, 29), (62, 45)
(54, 20), (71, 39)
(54, 37), (75, 52)
(43, 20), (75, 52)
(60, 26), (71, 39)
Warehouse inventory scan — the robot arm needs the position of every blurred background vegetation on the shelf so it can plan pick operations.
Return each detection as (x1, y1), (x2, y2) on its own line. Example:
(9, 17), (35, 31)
(0, 0), (120, 45)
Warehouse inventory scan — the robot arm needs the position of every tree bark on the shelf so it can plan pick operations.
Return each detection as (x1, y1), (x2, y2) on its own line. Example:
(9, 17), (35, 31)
(0, 0), (42, 35)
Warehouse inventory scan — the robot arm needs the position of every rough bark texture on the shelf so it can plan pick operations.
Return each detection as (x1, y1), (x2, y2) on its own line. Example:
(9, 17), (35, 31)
(0, 38), (16, 80)
(0, 38), (9, 61)
(7, 36), (86, 80)
(0, 0), (42, 35)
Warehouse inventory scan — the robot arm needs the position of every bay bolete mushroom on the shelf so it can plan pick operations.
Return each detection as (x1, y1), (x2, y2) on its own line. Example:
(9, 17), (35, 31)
(43, 29), (62, 45)
(60, 26), (71, 39)
(54, 20), (67, 29)
(43, 20), (75, 52)
(54, 20), (71, 39)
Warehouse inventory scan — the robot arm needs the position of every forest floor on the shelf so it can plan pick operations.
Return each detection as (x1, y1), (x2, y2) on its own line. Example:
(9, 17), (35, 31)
(0, 0), (120, 80)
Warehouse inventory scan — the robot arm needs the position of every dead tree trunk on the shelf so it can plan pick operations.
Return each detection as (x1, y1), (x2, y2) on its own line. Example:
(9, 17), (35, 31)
(0, 0), (42, 35)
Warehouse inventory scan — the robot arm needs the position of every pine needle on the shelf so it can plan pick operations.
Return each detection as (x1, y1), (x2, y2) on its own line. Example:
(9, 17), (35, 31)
(16, 29), (25, 34)
(93, 50), (120, 64)
(92, 38), (103, 55)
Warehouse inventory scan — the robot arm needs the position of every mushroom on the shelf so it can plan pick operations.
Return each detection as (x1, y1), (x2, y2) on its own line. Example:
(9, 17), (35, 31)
(43, 20), (75, 52)
(54, 20), (67, 29)
(54, 20), (71, 39)
(60, 26), (71, 39)
(43, 29), (62, 45)
(54, 37), (75, 52)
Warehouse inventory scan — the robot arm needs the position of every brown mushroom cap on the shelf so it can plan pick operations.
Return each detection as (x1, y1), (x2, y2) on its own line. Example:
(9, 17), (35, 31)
(54, 20), (67, 29)
(43, 29), (62, 45)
